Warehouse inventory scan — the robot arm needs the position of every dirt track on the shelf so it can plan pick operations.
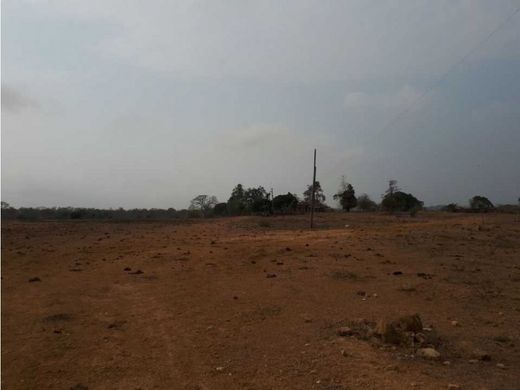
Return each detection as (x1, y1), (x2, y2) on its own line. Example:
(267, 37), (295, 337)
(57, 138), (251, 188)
(2, 213), (520, 389)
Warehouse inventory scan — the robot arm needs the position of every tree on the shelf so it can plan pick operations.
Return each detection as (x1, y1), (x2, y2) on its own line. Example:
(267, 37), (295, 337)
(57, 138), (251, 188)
(1, 201), (17, 219)
(333, 177), (357, 212)
(386, 180), (399, 195)
(189, 195), (218, 217)
(381, 180), (399, 212)
(244, 186), (271, 214)
(244, 186), (268, 204)
(303, 181), (326, 204)
(229, 184), (245, 201)
(381, 180), (423, 212)
(357, 194), (377, 211)
(273, 193), (298, 214)
(469, 196), (494, 212)
(381, 191), (423, 212)
(381, 192), (423, 212)
(227, 184), (247, 215)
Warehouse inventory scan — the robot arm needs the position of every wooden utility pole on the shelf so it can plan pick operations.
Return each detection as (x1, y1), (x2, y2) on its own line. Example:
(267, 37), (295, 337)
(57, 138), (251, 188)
(310, 149), (317, 229)
(270, 187), (274, 214)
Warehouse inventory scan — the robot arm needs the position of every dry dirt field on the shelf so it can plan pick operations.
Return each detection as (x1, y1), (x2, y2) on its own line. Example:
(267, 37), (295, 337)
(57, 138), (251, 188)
(2, 213), (520, 389)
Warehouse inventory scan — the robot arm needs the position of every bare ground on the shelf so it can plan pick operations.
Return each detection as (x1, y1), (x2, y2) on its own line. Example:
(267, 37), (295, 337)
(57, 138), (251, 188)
(2, 213), (520, 389)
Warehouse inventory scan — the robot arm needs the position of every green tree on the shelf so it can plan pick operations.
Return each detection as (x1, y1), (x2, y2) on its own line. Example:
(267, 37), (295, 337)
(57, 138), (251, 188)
(381, 180), (399, 212)
(381, 180), (422, 212)
(303, 181), (326, 204)
(229, 184), (245, 201)
(227, 184), (247, 215)
(244, 186), (271, 214)
(357, 194), (377, 211)
(333, 177), (357, 212)
(272, 193), (298, 214)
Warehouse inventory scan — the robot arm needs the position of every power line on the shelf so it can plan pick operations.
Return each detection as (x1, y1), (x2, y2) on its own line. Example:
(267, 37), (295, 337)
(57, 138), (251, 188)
(324, 4), (520, 179)
(369, 4), (520, 145)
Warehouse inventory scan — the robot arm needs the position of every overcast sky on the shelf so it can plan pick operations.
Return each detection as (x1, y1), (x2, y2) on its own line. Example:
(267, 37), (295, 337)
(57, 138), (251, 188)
(2, 0), (520, 209)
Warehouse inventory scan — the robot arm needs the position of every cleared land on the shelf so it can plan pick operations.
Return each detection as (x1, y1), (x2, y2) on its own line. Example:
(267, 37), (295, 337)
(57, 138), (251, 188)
(2, 213), (520, 389)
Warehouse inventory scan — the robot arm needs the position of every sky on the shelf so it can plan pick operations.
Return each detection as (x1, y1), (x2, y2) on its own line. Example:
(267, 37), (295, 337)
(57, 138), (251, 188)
(2, 0), (520, 209)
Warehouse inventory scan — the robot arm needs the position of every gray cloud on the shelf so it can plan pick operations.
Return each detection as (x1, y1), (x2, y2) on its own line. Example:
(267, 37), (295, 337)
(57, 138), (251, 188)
(27, 0), (520, 81)
(1, 85), (37, 113)
(2, 1), (519, 208)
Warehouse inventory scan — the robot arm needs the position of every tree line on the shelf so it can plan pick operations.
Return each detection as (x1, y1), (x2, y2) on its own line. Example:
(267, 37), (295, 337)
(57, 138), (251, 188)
(188, 179), (424, 217)
(3, 178), (513, 221)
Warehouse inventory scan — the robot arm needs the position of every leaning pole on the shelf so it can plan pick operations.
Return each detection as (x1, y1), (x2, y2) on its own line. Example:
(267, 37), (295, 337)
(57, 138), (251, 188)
(310, 149), (316, 229)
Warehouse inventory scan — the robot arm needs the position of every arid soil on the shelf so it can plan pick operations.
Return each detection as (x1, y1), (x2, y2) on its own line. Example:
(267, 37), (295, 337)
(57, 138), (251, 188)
(2, 213), (520, 389)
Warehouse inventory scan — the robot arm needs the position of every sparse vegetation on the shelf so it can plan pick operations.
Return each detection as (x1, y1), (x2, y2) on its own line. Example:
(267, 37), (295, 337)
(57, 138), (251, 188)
(4, 181), (518, 221)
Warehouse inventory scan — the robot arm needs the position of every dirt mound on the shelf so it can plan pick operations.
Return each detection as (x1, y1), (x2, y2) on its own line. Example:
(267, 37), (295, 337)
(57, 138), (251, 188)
(340, 314), (442, 353)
